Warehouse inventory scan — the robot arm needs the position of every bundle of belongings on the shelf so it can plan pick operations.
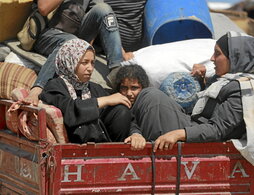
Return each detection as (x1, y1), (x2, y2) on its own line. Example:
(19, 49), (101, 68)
(121, 38), (216, 112)
(0, 62), (68, 143)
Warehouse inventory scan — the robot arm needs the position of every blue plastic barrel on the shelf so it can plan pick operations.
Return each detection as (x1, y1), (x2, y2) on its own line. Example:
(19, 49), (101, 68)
(143, 0), (214, 45)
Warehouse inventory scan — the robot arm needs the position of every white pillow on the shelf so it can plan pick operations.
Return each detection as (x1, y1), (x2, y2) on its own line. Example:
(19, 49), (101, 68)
(5, 52), (40, 73)
(121, 38), (216, 88)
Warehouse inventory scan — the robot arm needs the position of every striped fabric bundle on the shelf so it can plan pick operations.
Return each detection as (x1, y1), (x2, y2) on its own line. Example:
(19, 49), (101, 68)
(0, 62), (37, 99)
(6, 87), (68, 143)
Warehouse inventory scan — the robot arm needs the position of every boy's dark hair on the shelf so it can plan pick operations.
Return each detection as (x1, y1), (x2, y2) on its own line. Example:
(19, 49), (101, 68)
(115, 64), (150, 91)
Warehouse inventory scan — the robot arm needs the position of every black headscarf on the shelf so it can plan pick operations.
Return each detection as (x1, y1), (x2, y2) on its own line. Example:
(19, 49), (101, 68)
(225, 31), (254, 74)
(216, 34), (229, 59)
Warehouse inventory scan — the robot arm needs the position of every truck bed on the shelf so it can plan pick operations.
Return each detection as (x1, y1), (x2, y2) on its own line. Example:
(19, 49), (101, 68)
(0, 99), (253, 195)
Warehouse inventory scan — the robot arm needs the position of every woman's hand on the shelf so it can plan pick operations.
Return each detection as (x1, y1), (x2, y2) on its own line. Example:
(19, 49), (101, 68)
(97, 93), (131, 108)
(191, 64), (206, 78)
(22, 87), (42, 106)
(124, 133), (146, 150)
(153, 129), (186, 152)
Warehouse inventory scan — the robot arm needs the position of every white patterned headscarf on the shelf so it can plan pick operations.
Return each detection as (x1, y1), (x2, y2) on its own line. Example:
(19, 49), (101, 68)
(55, 38), (95, 100)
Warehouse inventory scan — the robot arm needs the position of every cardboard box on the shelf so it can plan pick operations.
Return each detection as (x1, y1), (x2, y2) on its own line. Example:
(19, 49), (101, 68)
(0, 0), (33, 42)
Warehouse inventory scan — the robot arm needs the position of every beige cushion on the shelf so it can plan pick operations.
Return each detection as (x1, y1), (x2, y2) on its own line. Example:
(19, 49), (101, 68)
(0, 62), (37, 99)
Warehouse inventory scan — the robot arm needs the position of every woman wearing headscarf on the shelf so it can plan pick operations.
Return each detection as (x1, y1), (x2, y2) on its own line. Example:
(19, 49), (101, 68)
(39, 38), (140, 144)
(153, 31), (254, 161)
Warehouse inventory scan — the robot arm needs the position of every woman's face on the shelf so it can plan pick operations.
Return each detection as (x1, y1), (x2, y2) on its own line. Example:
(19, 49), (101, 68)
(210, 44), (230, 76)
(75, 50), (95, 83)
(119, 78), (142, 106)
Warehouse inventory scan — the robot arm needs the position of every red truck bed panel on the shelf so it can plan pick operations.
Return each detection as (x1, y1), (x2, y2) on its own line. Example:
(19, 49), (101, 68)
(0, 99), (253, 194)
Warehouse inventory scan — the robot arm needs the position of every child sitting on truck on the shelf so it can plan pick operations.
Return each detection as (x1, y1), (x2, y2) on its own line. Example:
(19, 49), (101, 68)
(114, 64), (201, 150)
(39, 38), (141, 144)
(115, 65), (194, 150)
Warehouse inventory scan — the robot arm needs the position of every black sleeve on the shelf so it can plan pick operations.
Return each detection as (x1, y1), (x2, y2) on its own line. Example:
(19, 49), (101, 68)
(185, 81), (244, 142)
(39, 78), (101, 128)
(129, 114), (142, 135)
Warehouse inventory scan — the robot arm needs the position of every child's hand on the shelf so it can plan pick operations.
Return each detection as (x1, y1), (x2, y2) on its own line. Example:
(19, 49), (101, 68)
(124, 133), (146, 151)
